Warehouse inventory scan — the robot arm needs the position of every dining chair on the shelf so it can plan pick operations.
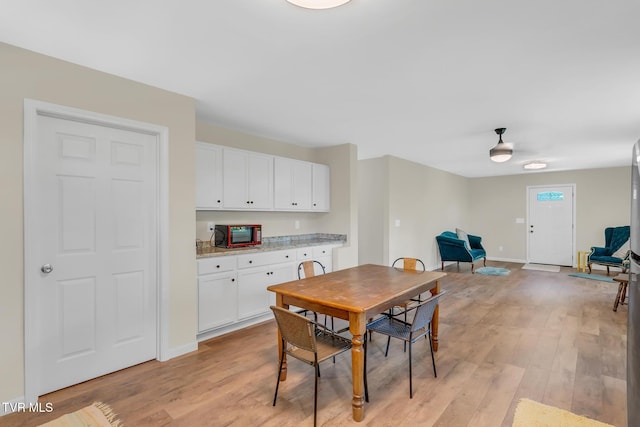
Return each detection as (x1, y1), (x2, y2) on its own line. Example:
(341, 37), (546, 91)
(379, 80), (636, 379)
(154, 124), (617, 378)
(270, 305), (355, 427)
(391, 257), (427, 312)
(365, 290), (446, 399)
(298, 259), (326, 279)
(372, 257), (426, 349)
(297, 260), (348, 334)
(295, 260), (325, 323)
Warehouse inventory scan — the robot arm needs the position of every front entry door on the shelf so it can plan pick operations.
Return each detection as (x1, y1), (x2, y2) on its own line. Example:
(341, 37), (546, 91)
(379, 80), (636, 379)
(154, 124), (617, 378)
(32, 114), (158, 395)
(527, 185), (575, 266)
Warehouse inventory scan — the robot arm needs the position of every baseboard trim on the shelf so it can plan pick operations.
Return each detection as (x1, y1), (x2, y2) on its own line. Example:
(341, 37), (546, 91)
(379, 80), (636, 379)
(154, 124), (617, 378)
(486, 256), (527, 263)
(160, 341), (198, 362)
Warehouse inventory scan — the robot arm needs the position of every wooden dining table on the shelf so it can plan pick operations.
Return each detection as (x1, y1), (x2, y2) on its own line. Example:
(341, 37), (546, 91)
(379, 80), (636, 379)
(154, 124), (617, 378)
(267, 263), (446, 422)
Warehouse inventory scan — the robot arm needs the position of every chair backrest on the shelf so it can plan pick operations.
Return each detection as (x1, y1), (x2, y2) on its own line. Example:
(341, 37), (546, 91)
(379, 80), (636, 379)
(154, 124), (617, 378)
(411, 291), (447, 333)
(605, 226), (630, 253)
(271, 305), (316, 353)
(298, 260), (326, 279)
(392, 257), (425, 271)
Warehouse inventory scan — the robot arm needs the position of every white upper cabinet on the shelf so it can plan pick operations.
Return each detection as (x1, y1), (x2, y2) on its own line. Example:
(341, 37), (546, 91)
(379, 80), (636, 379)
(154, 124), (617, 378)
(194, 143), (329, 212)
(274, 157), (312, 210)
(222, 148), (273, 210)
(195, 142), (223, 210)
(312, 163), (330, 211)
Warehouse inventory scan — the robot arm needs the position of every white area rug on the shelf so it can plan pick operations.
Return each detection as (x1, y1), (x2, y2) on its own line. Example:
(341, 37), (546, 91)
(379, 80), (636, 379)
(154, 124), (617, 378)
(521, 263), (561, 272)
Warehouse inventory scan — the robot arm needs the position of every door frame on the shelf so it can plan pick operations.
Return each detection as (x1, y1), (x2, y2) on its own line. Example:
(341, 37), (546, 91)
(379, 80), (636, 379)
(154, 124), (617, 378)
(526, 183), (577, 266)
(23, 99), (170, 404)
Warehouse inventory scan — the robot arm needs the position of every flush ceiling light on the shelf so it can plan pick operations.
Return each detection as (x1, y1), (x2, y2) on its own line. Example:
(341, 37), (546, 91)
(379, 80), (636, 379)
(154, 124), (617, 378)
(524, 161), (547, 170)
(490, 127), (513, 163)
(286, 0), (351, 9)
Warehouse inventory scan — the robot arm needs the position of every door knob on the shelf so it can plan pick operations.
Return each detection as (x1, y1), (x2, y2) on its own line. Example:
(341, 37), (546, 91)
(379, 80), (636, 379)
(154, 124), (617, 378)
(41, 264), (53, 274)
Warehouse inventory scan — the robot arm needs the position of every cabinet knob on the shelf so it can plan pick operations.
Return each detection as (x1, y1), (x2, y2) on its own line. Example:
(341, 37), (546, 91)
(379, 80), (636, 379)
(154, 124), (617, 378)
(231, 278), (235, 282)
(313, 203), (317, 206)
(216, 265), (220, 269)
(250, 201), (254, 204)
(249, 260), (253, 264)
(246, 201), (250, 204)
(217, 200), (221, 203)
(285, 255), (289, 258)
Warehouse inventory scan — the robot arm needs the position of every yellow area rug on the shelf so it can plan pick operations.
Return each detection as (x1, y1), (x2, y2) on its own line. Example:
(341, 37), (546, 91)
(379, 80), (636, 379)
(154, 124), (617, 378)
(38, 402), (121, 427)
(513, 399), (614, 427)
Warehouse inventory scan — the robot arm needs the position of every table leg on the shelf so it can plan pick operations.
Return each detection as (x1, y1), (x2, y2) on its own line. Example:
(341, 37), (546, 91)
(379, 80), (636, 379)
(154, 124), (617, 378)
(275, 294), (288, 381)
(614, 282), (623, 312)
(430, 280), (440, 352)
(349, 312), (366, 422)
(621, 282), (628, 305)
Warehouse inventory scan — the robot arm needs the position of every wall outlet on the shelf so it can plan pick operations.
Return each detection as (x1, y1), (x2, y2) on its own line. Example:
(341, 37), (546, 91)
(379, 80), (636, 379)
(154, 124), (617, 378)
(294, 220), (300, 230)
(499, 246), (504, 252)
(207, 222), (215, 232)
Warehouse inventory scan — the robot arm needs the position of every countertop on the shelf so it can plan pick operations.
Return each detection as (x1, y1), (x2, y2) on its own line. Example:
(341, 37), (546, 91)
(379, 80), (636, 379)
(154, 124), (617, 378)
(196, 233), (346, 259)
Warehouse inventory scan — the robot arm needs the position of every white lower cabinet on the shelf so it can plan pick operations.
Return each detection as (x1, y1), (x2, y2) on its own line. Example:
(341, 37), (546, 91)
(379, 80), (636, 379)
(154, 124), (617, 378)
(198, 271), (237, 331)
(238, 263), (295, 320)
(197, 245), (337, 339)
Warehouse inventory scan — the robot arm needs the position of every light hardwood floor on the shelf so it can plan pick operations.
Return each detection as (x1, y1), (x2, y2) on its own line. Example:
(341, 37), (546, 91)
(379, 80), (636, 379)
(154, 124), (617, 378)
(2, 262), (628, 427)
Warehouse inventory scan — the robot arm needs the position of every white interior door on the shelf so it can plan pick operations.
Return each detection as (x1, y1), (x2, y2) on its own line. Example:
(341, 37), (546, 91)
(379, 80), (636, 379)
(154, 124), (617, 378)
(32, 114), (158, 395)
(527, 185), (575, 266)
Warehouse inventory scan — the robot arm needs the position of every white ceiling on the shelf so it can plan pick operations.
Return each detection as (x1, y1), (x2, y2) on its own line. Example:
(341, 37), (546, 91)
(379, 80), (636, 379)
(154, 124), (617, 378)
(2, 0), (639, 177)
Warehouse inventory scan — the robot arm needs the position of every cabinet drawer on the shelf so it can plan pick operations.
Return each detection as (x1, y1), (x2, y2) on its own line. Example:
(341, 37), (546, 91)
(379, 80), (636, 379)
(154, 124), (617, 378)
(297, 248), (313, 260)
(198, 256), (237, 275)
(312, 246), (332, 258)
(237, 249), (296, 269)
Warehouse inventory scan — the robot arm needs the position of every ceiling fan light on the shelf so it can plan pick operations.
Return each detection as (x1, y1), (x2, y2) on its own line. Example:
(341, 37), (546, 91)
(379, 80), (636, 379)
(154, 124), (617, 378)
(489, 127), (513, 163)
(524, 161), (547, 170)
(489, 143), (513, 163)
(286, 0), (351, 9)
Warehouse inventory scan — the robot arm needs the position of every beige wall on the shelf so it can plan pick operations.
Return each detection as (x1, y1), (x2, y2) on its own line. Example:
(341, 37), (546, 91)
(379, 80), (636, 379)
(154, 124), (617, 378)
(195, 122), (359, 269)
(315, 144), (360, 269)
(358, 158), (388, 265)
(469, 166), (631, 262)
(0, 43), (197, 403)
(359, 156), (470, 270)
(359, 158), (630, 270)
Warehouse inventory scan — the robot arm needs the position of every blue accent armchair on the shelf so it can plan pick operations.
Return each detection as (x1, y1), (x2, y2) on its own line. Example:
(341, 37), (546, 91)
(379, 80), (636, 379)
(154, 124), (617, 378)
(436, 231), (486, 273)
(588, 226), (630, 275)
